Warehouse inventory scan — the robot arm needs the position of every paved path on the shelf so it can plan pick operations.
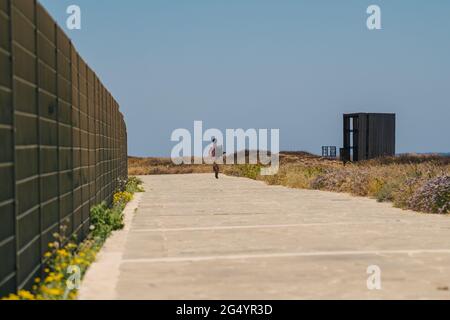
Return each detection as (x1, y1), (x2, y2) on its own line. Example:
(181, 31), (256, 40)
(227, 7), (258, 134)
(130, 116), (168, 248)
(80, 174), (450, 300)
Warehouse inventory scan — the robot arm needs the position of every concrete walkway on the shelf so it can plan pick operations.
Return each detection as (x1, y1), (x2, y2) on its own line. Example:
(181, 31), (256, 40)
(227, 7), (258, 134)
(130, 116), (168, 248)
(79, 174), (450, 300)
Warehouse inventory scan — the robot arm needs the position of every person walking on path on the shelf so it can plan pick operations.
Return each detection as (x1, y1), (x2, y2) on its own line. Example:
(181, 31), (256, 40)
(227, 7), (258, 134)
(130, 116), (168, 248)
(209, 138), (221, 179)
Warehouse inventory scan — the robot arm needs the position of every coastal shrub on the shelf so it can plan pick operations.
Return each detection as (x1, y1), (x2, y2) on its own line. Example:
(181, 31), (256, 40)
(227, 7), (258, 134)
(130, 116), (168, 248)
(367, 177), (385, 197)
(407, 175), (450, 214)
(375, 180), (399, 202)
(282, 165), (323, 189)
(228, 164), (262, 180)
(392, 177), (422, 209)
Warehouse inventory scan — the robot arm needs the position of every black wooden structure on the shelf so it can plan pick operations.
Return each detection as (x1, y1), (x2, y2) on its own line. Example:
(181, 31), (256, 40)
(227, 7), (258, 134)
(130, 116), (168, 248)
(341, 113), (396, 162)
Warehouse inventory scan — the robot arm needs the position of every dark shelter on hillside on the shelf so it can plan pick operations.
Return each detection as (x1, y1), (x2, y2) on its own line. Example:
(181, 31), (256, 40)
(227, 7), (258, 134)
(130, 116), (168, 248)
(341, 113), (396, 162)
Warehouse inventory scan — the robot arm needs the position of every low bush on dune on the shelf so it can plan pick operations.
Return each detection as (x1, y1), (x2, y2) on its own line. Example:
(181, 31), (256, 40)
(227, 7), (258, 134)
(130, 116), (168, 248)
(375, 180), (400, 203)
(226, 164), (262, 180)
(407, 175), (450, 214)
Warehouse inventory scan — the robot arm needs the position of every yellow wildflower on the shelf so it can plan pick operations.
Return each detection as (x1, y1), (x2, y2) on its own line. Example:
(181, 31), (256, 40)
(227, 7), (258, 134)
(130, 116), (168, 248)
(54, 273), (63, 281)
(47, 288), (63, 296)
(69, 292), (77, 300)
(113, 191), (133, 205)
(18, 290), (35, 300)
(57, 249), (68, 257)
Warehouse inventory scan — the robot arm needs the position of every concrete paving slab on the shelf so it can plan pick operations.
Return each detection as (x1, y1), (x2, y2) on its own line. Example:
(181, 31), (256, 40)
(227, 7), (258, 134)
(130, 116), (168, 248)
(80, 174), (450, 300)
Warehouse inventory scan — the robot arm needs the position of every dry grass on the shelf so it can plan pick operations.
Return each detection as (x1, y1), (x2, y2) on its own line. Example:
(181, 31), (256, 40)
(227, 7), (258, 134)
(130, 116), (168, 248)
(128, 156), (213, 175)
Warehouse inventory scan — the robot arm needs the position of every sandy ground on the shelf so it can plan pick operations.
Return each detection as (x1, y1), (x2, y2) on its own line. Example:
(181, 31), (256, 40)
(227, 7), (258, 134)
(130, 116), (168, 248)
(79, 174), (450, 300)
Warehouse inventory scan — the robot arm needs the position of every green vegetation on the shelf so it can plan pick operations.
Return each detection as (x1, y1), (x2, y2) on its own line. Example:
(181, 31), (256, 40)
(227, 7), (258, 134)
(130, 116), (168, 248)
(90, 202), (125, 241)
(125, 176), (145, 193)
(2, 177), (144, 300)
(227, 164), (262, 180)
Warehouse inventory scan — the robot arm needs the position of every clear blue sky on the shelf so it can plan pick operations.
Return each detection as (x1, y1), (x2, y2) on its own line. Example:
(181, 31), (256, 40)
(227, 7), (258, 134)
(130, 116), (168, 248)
(40, 0), (450, 156)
